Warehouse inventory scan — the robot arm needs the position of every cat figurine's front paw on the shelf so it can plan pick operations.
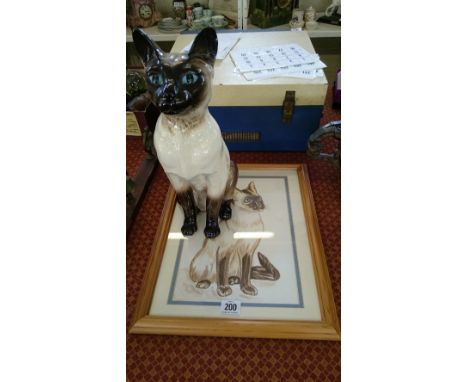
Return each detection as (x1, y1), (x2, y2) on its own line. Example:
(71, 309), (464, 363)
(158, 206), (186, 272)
(204, 219), (220, 238)
(181, 216), (197, 236)
(219, 201), (232, 220)
(241, 284), (258, 296)
(217, 285), (232, 297)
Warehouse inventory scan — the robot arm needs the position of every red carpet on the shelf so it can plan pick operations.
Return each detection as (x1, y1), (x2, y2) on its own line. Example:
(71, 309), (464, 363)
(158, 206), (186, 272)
(127, 86), (341, 381)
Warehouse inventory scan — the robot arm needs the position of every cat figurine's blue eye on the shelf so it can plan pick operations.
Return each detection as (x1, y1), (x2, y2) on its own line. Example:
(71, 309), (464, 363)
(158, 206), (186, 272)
(148, 72), (164, 86)
(181, 71), (199, 85)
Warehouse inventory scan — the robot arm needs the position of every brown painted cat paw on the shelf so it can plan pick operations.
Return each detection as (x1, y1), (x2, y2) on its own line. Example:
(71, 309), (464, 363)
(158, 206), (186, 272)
(228, 276), (240, 285)
(204, 224), (220, 238)
(196, 280), (211, 289)
(241, 285), (258, 296)
(217, 285), (232, 297)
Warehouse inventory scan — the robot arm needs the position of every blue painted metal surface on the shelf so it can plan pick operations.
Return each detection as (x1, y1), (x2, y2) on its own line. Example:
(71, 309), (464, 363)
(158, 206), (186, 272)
(210, 105), (323, 151)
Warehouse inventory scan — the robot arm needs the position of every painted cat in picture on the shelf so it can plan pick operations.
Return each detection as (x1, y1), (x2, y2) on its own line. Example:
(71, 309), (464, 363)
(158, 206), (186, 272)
(189, 181), (280, 297)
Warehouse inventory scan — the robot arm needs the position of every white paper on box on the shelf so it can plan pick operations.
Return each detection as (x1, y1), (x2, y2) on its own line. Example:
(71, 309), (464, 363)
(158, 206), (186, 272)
(242, 63), (326, 81)
(244, 69), (318, 81)
(279, 69), (325, 80)
(230, 43), (319, 73)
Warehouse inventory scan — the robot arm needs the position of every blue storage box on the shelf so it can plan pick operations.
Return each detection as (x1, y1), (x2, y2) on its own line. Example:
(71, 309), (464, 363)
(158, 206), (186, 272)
(171, 30), (328, 151)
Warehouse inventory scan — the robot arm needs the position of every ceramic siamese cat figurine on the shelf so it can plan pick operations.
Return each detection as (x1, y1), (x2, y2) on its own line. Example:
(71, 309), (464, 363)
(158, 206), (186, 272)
(189, 182), (280, 297)
(132, 27), (238, 239)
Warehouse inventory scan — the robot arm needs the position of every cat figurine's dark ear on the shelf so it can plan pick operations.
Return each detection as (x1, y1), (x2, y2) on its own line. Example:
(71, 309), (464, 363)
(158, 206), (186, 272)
(188, 27), (218, 65)
(246, 181), (258, 194)
(132, 28), (164, 66)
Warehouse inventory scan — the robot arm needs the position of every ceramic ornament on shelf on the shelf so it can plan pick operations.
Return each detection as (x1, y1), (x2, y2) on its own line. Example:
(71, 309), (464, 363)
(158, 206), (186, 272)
(290, 8), (305, 29)
(132, 27), (238, 239)
(129, 0), (161, 28)
(304, 6), (318, 30)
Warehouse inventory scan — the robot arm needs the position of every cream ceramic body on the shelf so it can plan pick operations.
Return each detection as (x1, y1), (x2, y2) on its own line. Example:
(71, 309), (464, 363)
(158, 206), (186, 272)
(154, 110), (230, 202)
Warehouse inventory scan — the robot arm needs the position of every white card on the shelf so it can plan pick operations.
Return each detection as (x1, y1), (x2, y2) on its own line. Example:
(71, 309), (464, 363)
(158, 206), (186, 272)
(230, 43), (319, 73)
(242, 62), (326, 81)
(220, 300), (241, 315)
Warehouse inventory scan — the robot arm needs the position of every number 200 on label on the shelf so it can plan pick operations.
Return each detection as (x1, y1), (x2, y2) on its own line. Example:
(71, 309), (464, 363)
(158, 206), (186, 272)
(221, 300), (241, 315)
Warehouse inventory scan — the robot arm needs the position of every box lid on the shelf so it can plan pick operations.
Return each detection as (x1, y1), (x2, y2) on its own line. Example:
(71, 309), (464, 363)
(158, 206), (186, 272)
(171, 30), (328, 107)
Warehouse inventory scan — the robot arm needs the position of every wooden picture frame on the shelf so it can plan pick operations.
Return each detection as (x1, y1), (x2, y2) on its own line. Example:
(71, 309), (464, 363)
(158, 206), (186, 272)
(130, 164), (340, 340)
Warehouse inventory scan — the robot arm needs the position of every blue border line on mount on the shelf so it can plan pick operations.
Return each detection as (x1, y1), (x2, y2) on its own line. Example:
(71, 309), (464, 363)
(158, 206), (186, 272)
(167, 175), (304, 308)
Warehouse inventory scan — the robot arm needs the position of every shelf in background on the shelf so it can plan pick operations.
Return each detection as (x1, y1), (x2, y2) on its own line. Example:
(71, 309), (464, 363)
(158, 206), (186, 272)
(126, 25), (181, 42)
(245, 22), (340, 38)
(126, 22), (340, 42)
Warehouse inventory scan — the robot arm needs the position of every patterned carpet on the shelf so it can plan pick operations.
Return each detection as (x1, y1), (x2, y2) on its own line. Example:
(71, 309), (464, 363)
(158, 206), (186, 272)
(126, 86), (341, 381)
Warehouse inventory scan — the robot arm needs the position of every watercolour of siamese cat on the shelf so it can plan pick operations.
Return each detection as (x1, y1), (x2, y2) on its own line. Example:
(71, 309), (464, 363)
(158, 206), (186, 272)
(189, 182), (280, 297)
(132, 27), (237, 239)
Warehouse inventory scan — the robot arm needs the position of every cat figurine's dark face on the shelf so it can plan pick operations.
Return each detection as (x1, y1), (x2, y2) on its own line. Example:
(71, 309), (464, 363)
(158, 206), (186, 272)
(132, 28), (218, 116)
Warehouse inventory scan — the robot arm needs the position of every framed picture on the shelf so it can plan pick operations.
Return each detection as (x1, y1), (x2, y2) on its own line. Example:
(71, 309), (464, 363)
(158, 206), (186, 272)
(130, 164), (340, 340)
